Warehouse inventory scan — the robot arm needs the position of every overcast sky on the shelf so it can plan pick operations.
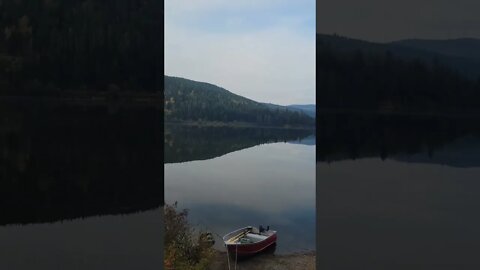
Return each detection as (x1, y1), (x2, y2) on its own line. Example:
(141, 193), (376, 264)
(165, 0), (315, 106)
(317, 0), (480, 42)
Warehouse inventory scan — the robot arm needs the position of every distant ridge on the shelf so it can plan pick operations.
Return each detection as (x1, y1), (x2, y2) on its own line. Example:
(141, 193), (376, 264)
(287, 104), (316, 118)
(391, 38), (480, 61)
(261, 103), (316, 118)
(317, 33), (480, 78)
(316, 33), (480, 112)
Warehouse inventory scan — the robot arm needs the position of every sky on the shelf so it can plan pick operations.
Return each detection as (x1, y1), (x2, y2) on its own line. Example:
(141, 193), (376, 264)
(165, 0), (315, 106)
(317, 0), (480, 43)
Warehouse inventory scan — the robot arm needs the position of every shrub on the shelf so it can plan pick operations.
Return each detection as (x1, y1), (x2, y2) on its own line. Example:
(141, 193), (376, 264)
(164, 203), (215, 270)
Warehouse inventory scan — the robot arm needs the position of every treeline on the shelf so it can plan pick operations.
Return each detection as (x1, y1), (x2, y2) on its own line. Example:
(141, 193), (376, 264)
(317, 35), (480, 112)
(165, 76), (315, 127)
(0, 0), (162, 96)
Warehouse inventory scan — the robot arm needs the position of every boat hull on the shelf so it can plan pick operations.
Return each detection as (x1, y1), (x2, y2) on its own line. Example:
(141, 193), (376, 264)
(225, 232), (277, 256)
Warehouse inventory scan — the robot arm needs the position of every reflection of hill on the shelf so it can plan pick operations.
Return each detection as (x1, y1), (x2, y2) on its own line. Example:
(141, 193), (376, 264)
(316, 113), (480, 166)
(0, 102), (163, 225)
(394, 136), (480, 168)
(165, 125), (314, 164)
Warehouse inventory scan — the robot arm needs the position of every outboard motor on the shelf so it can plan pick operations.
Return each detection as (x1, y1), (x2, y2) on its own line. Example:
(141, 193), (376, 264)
(266, 226), (270, 231)
(259, 225), (265, 233)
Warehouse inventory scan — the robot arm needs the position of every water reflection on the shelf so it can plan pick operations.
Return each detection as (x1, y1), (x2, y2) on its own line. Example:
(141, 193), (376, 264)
(165, 126), (315, 254)
(317, 113), (480, 269)
(317, 113), (480, 163)
(0, 101), (163, 225)
(318, 159), (480, 269)
(0, 101), (163, 269)
(0, 208), (163, 270)
(165, 124), (314, 163)
(395, 135), (480, 167)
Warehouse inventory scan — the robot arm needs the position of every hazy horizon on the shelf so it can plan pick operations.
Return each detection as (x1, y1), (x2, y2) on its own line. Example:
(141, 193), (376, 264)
(317, 32), (480, 44)
(317, 0), (480, 43)
(165, 1), (315, 106)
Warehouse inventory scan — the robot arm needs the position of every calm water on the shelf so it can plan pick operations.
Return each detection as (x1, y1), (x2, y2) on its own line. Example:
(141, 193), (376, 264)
(0, 208), (163, 270)
(317, 113), (480, 270)
(164, 125), (316, 254)
(0, 100), (163, 269)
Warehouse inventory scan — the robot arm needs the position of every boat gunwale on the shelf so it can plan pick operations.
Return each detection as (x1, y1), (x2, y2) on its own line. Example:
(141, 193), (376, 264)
(223, 226), (277, 247)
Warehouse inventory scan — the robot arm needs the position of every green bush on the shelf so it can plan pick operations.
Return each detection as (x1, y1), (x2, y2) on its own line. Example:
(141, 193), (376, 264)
(164, 203), (215, 270)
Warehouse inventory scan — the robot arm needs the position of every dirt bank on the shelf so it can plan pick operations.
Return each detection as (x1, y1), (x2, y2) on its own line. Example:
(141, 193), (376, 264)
(208, 251), (316, 270)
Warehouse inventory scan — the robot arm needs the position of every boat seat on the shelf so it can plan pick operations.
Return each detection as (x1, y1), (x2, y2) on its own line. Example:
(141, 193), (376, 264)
(246, 233), (267, 242)
(239, 237), (253, 244)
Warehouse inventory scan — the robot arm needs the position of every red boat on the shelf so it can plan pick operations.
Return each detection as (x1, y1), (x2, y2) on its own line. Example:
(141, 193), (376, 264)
(223, 226), (277, 256)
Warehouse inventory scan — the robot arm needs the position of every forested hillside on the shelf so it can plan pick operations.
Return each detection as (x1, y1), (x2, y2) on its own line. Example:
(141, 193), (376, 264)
(288, 104), (316, 118)
(318, 34), (480, 79)
(317, 34), (480, 112)
(164, 76), (314, 127)
(0, 0), (162, 96)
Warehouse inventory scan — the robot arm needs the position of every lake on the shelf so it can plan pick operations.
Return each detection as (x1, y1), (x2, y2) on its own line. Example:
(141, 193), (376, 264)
(0, 100), (163, 270)
(317, 113), (480, 270)
(164, 124), (316, 254)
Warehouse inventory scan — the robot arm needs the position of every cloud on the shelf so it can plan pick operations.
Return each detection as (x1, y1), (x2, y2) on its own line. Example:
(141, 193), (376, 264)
(165, 0), (315, 105)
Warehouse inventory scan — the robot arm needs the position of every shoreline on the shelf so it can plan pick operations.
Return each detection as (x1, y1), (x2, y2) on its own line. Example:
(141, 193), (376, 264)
(209, 250), (316, 270)
(0, 94), (162, 107)
(317, 107), (480, 118)
(165, 121), (315, 130)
